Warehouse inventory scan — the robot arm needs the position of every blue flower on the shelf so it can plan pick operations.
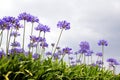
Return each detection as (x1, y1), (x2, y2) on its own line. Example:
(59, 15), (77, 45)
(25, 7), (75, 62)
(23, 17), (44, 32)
(35, 23), (50, 33)
(0, 49), (5, 58)
(46, 51), (52, 56)
(10, 31), (20, 37)
(98, 40), (108, 46)
(62, 47), (72, 54)
(79, 41), (90, 53)
(96, 52), (103, 57)
(11, 41), (20, 47)
(32, 53), (39, 59)
(40, 42), (48, 48)
(57, 20), (70, 30)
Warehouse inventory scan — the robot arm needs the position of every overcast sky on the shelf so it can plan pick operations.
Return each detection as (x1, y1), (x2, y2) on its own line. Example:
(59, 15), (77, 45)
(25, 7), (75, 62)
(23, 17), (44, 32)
(0, 0), (120, 73)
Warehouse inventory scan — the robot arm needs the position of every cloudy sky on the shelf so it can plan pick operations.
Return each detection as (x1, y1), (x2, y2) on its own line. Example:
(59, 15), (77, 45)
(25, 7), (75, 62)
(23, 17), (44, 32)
(0, 0), (120, 73)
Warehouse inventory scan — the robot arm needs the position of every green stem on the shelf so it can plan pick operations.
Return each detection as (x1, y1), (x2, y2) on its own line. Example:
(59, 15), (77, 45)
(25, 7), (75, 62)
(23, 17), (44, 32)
(22, 20), (26, 50)
(0, 30), (3, 47)
(102, 45), (104, 69)
(36, 31), (41, 53)
(7, 28), (13, 52)
(29, 22), (34, 53)
(31, 22), (34, 36)
(52, 28), (64, 57)
(6, 30), (9, 55)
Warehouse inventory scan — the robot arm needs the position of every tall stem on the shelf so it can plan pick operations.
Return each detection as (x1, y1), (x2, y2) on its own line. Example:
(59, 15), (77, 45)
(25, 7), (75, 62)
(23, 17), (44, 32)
(29, 22), (34, 53)
(6, 30), (9, 55)
(0, 30), (3, 47)
(36, 31), (41, 53)
(22, 20), (26, 50)
(102, 45), (104, 69)
(7, 28), (13, 52)
(52, 28), (64, 56)
(31, 22), (34, 36)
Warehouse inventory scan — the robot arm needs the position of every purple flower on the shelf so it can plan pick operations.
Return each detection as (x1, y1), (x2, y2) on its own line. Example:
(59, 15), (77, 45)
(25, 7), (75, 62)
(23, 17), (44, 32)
(96, 60), (104, 65)
(8, 48), (24, 54)
(32, 53), (39, 59)
(28, 15), (39, 23)
(0, 49), (5, 58)
(18, 12), (30, 21)
(0, 19), (12, 30)
(62, 47), (72, 54)
(98, 40), (108, 46)
(37, 37), (46, 42)
(11, 41), (20, 47)
(35, 23), (50, 33)
(96, 52), (103, 57)
(13, 23), (23, 30)
(10, 31), (20, 37)
(46, 51), (52, 56)
(53, 53), (60, 59)
(40, 42), (48, 48)
(85, 50), (93, 56)
(107, 58), (119, 65)
(57, 20), (70, 30)
(30, 35), (38, 42)
(28, 43), (37, 48)
(79, 41), (90, 53)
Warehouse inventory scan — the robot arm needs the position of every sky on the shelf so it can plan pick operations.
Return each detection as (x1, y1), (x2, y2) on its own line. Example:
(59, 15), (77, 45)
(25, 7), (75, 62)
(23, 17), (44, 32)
(0, 0), (120, 73)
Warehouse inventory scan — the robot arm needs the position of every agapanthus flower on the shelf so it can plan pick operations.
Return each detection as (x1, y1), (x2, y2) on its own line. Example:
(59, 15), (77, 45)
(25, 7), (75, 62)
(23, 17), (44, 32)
(13, 23), (23, 30)
(98, 40), (108, 46)
(28, 43), (37, 48)
(0, 19), (12, 30)
(96, 52), (103, 57)
(40, 42), (48, 48)
(35, 23), (50, 33)
(32, 53), (39, 59)
(37, 37), (46, 42)
(11, 41), (20, 47)
(28, 15), (39, 23)
(18, 12), (30, 21)
(85, 50), (93, 56)
(10, 31), (20, 37)
(79, 41), (90, 53)
(46, 51), (52, 56)
(57, 20), (70, 30)
(30, 35), (38, 42)
(8, 48), (24, 54)
(107, 58), (119, 65)
(62, 47), (72, 54)
(0, 49), (5, 58)
(96, 60), (104, 65)
(53, 53), (60, 59)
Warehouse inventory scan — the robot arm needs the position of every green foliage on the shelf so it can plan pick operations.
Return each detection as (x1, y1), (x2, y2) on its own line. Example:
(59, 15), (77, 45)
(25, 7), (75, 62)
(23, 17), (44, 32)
(0, 54), (119, 80)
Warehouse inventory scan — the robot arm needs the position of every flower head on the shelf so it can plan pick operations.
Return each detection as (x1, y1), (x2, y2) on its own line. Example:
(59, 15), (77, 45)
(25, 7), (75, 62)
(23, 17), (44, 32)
(62, 47), (72, 54)
(11, 41), (20, 47)
(57, 20), (70, 30)
(85, 50), (93, 56)
(32, 53), (39, 59)
(35, 23), (50, 33)
(96, 52), (103, 57)
(10, 31), (20, 37)
(107, 58), (120, 66)
(40, 42), (48, 48)
(79, 41), (90, 53)
(0, 49), (5, 58)
(98, 40), (108, 46)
